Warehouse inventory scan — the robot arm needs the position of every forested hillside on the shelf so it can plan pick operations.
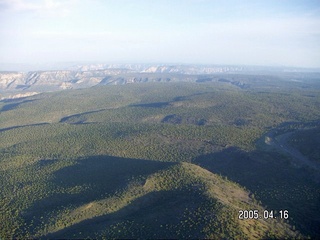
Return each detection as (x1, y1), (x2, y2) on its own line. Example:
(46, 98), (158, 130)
(1, 76), (319, 238)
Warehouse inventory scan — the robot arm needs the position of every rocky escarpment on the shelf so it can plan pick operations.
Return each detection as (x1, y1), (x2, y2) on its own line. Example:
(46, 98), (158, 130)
(0, 66), (205, 99)
(0, 69), (131, 90)
(1, 63), (305, 100)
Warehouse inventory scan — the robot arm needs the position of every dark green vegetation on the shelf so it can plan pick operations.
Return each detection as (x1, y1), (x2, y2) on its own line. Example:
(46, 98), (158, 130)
(288, 127), (320, 163)
(1, 74), (320, 239)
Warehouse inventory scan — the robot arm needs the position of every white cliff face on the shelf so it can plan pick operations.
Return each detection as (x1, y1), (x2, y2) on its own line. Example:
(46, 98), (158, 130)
(0, 64), (251, 100)
(0, 92), (39, 100)
(0, 69), (131, 93)
(141, 65), (245, 74)
(0, 72), (26, 89)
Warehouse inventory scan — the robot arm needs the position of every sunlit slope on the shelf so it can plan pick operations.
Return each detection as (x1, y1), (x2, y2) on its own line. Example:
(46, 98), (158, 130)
(45, 162), (298, 239)
(194, 146), (320, 237)
(0, 153), (298, 239)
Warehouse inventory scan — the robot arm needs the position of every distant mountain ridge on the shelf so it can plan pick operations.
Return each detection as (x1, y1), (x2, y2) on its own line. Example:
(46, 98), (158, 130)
(69, 64), (245, 74)
(0, 64), (318, 100)
(0, 64), (241, 99)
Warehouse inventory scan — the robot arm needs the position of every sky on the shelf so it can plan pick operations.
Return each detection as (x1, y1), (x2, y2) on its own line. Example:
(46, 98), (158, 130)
(0, 0), (320, 68)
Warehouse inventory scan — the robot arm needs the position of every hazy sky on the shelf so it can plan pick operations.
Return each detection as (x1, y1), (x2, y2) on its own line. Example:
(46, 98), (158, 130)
(1, 0), (320, 68)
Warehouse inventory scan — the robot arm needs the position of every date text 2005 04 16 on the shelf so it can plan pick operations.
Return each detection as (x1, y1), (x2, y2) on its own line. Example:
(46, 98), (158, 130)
(238, 210), (289, 220)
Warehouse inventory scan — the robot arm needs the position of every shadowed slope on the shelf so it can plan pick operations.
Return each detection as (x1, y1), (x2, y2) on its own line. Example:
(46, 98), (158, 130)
(35, 161), (297, 239)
